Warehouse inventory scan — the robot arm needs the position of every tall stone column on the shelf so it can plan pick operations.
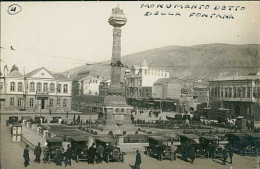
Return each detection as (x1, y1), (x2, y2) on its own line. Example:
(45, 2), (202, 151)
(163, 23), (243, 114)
(108, 6), (127, 95)
(111, 27), (122, 87)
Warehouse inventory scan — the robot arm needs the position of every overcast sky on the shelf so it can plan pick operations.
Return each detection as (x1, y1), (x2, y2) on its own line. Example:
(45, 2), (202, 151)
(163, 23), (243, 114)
(1, 1), (259, 73)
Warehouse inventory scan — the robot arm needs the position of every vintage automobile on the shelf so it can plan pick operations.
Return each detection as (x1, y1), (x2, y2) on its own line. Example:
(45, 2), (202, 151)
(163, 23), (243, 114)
(34, 116), (47, 124)
(6, 116), (19, 126)
(179, 134), (203, 157)
(19, 116), (33, 123)
(226, 133), (247, 154)
(45, 137), (64, 163)
(95, 136), (124, 163)
(245, 133), (260, 156)
(69, 136), (89, 162)
(145, 136), (172, 161)
(50, 117), (62, 123)
(199, 136), (220, 158)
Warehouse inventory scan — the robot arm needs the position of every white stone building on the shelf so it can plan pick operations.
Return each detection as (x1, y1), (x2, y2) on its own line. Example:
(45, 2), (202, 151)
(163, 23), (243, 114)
(0, 67), (72, 111)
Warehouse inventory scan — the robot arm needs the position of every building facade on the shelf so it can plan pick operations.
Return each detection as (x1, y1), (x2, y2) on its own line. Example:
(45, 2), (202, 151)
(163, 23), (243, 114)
(73, 73), (104, 96)
(209, 75), (260, 121)
(0, 67), (72, 112)
(125, 59), (170, 105)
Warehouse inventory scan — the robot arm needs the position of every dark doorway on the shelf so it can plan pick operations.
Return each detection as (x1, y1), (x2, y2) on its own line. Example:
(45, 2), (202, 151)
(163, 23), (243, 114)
(41, 99), (45, 109)
(235, 106), (240, 116)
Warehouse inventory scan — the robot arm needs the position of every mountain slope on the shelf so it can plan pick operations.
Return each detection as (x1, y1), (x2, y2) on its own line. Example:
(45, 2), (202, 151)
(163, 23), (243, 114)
(65, 44), (260, 81)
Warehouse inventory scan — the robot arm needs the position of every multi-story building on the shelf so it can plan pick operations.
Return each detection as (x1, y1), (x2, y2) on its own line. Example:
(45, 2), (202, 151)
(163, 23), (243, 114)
(125, 59), (170, 106)
(191, 87), (209, 104)
(152, 78), (182, 111)
(209, 75), (260, 120)
(73, 72), (104, 96)
(0, 67), (72, 112)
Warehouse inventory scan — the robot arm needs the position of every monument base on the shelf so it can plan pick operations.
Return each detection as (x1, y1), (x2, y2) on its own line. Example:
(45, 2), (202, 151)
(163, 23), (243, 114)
(100, 94), (137, 134)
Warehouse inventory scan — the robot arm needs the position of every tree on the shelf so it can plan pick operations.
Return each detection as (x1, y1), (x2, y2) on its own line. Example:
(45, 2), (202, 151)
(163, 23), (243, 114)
(10, 64), (19, 73)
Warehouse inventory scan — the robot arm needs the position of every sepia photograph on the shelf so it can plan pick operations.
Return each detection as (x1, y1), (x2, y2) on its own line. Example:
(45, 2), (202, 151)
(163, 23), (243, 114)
(0, 1), (259, 169)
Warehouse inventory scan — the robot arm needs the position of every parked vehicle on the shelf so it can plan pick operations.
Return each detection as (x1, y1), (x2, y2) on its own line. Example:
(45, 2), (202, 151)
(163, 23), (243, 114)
(6, 116), (19, 126)
(226, 133), (247, 154)
(69, 136), (89, 162)
(179, 134), (203, 157)
(95, 136), (124, 163)
(245, 133), (260, 156)
(199, 136), (220, 157)
(45, 137), (64, 163)
(19, 116), (32, 123)
(50, 117), (62, 123)
(144, 136), (172, 161)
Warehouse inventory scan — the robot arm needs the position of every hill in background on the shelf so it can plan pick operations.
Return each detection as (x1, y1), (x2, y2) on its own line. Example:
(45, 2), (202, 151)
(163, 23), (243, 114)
(65, 43), (260, 84)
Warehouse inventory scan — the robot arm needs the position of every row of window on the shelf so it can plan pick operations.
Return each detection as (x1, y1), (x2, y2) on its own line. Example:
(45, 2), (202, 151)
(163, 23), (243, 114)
(10, 98), (68, 107)
(9, 82), (68, 93)
(143, 69), (168, 77)
(210, 87), (260, 98)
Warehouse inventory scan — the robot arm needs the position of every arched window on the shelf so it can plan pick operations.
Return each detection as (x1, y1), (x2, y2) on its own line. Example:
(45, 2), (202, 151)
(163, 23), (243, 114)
(36, 83), (42, 92)
(18, 82), (23, 92)
(10, 82), (15, 92)
(30, 82), (35, 92)
(43, 83), (48, 92)
(57, 84), (61, 93)
(50, 83), (55, 93)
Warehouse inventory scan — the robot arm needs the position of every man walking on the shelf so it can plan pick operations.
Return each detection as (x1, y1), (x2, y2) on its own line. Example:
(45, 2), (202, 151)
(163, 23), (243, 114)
(96, 144), (104, 164)
(222, 146), (228, 165)
(135, 149), (141, 169)
(88, 143), (96, 164)
(23, 145), (30, 167)
(34, 142), (42, 164)
(65, 144), (72, 166)
(190, 146), (196, 164)
(229, 145), (233, 164)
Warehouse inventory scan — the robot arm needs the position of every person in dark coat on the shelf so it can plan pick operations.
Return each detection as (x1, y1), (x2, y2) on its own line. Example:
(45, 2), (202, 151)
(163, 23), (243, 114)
(222, 147), (228, 165)
(34, 142), (42, 164)
(229, 145), (234, 164)
(189, 146), (196, 164)
(96, 144), (104, 164)
(135, 149), (141, 169)
(23, 145), (30, 167)
(88, 143), (96, 164)
(64, 144), (72, 166)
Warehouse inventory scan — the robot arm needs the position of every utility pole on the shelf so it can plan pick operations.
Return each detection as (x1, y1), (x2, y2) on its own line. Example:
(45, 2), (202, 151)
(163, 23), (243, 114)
(160, 81), (163, 113)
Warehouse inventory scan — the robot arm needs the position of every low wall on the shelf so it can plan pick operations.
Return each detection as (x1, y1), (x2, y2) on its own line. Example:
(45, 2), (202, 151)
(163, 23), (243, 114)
(119, 143), (148, 153)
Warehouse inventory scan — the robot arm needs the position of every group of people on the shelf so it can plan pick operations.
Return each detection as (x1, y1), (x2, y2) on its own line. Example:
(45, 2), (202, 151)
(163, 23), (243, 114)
(23, 142), (106, 167)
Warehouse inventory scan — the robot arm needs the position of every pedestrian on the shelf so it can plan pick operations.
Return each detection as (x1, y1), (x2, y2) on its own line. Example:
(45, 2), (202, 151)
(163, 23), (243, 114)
(96, 144), (104, 164)
(77, 115), (81, 124)
(66, 111), (69, 118)
(250, 121), (254, 131)
(222, 146), (228, 165)
(88, 143), (96, 164)
(34, 142), (42, 164)
(135, 149), (141, 169)
(43, 146), (49, 163)
(229, 145), (233, 164)
(23, 145), (30, 167)
(64, 144), (72, 166)
(190, 146), (196, 164)
(170, 144), (177, 161)
(53, 148), (62, 166)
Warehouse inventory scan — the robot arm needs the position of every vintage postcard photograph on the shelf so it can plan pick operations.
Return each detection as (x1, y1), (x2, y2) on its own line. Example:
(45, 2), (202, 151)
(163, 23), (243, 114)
(0, 1), (259, 169)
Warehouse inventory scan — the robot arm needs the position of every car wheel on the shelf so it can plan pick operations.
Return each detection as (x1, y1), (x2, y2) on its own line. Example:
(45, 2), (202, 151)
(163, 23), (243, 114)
(106, 155), (109, 163)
